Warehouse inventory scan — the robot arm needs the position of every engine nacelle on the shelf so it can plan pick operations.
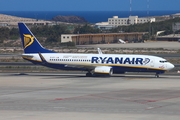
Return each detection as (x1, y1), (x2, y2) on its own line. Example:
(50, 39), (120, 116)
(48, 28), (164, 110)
(94, 66), (113, 76)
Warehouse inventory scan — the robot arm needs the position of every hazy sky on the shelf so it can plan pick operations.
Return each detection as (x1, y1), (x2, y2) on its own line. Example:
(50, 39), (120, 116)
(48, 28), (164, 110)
(0, 0), (180, 11)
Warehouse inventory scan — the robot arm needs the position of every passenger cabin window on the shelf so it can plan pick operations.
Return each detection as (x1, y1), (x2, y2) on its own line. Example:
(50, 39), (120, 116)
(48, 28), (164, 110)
(50, 58), (91, 62)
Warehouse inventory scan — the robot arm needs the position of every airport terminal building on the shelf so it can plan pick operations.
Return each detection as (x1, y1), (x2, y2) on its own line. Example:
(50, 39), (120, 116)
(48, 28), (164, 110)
(61, 32), (145, 45)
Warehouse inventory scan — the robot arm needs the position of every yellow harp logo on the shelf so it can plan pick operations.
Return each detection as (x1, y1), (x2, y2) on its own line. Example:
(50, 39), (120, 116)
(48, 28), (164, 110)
(23, 34), (34, 49)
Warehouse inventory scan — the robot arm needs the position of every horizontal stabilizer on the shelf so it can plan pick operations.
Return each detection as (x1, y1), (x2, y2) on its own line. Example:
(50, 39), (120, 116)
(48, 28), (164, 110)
(21, 54), (34, 59)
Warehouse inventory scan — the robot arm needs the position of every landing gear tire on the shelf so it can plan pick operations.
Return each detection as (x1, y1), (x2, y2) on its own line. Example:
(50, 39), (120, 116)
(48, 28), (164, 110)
(155, 73), (159, 78)
(109, 68), (113, 77)
(86, 72), (92, 77)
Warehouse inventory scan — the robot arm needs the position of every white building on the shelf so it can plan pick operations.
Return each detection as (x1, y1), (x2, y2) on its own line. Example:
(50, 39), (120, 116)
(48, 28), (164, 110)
(61, 34), (77, 43)
(108, 16), (155, 27)
(95, 16), (156, 29)
(172, 22), (180, 32)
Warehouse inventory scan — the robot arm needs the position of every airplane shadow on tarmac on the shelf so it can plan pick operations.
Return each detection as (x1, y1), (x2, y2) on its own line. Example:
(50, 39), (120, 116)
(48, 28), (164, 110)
(6, 72), (169, 79)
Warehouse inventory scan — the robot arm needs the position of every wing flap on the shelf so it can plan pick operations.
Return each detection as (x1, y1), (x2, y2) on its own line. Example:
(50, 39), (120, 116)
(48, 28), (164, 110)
(64, 64), (95, 70)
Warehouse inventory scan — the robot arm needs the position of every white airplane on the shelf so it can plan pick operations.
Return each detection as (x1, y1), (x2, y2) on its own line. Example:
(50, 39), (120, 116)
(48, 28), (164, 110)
(18, 23), (174, 77)
(119, 39), (126, 44)
(97, 48), (103, 54)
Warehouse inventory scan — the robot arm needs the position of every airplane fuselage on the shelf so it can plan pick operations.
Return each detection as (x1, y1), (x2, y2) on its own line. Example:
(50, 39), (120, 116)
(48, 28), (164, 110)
(22, 53), (174, 74)
(18, 22), (174, 77)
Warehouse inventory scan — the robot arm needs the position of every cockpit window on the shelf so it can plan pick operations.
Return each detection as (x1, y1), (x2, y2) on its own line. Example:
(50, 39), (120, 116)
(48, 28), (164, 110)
(159, 60), (167, 63)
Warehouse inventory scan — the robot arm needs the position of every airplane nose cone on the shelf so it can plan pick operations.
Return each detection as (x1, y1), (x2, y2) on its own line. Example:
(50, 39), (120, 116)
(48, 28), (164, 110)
(167, 63), (174, 70)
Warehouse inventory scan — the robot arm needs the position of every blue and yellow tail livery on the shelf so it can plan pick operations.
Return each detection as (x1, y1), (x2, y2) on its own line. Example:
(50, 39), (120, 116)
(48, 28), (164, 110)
(18, 23), (54, 53)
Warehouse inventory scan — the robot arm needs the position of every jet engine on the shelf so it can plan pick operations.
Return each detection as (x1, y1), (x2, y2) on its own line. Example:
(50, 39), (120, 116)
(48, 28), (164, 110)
(94, 66), (113, 76)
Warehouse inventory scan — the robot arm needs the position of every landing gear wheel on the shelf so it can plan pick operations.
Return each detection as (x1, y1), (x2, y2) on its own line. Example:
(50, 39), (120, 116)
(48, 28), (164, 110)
(109, 68), (113, 76)
(155, 73), (159, 78)
(86, 72), (92, 77)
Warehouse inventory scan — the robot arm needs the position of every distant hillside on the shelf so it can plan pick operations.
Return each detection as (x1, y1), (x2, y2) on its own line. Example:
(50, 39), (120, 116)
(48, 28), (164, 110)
(52, 15), (88, 23)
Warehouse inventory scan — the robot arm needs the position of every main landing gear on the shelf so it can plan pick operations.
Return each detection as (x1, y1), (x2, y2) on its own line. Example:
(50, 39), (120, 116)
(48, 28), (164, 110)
(155, 73), (160, 78)
(86, 71), (93, 77)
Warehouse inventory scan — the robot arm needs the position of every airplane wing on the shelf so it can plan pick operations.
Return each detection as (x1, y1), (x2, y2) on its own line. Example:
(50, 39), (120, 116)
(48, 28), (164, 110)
(64, 64), (95, 70)
(64, 64), (112, 75)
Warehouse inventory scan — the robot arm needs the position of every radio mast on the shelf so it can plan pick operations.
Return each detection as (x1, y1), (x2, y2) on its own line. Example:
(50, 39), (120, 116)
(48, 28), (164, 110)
(147, 0), (149, 17)
(130, 0), (132, 16)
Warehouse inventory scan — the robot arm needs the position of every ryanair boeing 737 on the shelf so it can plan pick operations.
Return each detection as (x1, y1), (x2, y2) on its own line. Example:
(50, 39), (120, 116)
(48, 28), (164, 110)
(18, 23), (174, 77)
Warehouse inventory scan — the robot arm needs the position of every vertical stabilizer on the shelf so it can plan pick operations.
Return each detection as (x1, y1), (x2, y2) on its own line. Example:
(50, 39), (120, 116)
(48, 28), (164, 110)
(18, 23), (54, 53)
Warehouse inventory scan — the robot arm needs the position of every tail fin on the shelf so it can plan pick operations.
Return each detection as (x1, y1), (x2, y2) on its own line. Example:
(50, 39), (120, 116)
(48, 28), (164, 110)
(18, 22), (55, 53)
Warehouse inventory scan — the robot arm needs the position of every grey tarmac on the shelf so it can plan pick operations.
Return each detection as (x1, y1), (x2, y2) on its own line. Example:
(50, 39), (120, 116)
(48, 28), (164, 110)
(0, 72), (180, 120)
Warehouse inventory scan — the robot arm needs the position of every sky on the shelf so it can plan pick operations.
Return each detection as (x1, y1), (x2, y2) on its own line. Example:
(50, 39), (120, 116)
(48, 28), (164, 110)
(0, 0), (180, 11)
